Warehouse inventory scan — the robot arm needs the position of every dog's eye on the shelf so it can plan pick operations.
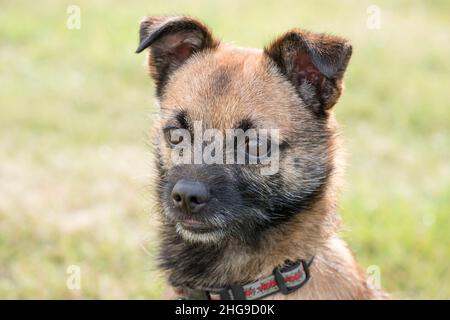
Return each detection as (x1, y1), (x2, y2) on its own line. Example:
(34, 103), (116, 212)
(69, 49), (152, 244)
(246, 137), (271, 160)
(164, 127), (185, 146)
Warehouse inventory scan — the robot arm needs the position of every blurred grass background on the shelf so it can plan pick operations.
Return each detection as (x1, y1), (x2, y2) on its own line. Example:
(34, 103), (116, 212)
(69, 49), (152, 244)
(0, 0), (449, 299)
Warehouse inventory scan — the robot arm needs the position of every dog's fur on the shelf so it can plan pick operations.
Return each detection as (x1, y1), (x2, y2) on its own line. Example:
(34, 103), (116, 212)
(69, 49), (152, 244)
(137, 16), (388, 299)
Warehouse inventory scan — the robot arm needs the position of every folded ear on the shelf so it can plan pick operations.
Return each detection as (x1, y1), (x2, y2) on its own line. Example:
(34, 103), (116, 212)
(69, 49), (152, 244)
(264, 29), (352, 113)
(136, 16), (218, 96)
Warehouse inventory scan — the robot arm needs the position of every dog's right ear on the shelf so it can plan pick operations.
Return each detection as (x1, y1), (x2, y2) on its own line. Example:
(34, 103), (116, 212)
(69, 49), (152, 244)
(136, 16), (218, 96)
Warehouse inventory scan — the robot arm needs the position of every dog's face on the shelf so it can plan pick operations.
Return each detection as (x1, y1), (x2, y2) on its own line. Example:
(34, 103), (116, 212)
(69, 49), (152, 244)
(137, 16), (352, 247)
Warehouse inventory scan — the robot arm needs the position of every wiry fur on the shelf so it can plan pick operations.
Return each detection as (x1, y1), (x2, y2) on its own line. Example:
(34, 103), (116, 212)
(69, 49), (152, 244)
(137, 16), (389, 299)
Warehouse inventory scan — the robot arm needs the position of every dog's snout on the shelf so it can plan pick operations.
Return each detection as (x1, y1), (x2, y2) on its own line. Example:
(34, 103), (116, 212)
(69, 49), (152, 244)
(171, 179), (209, 214)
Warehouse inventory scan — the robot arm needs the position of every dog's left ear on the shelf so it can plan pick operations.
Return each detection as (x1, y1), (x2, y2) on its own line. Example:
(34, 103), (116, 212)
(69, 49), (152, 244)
(265, 29), (352, 113)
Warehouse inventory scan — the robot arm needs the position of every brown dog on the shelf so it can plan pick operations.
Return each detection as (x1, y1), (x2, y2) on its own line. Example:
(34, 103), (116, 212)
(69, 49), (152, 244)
(136, 16), (388, 300)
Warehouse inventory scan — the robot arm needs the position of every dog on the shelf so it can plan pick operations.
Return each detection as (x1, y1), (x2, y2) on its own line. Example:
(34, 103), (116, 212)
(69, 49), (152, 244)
(136, 15), (389, 300)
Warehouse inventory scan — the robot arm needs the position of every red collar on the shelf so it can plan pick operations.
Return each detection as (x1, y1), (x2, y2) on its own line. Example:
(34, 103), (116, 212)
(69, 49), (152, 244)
(177, 257), (314, 300)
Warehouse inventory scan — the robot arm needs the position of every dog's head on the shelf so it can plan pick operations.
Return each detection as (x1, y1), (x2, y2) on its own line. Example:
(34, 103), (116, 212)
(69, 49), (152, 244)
(137, 16), (352, 246)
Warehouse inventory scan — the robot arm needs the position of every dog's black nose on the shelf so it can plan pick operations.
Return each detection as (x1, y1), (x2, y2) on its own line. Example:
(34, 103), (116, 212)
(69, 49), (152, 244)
(171, 180), (209, 213)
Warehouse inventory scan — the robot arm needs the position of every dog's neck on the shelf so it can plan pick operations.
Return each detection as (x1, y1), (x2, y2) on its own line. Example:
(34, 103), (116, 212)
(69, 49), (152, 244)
(158, 186), (341, 290)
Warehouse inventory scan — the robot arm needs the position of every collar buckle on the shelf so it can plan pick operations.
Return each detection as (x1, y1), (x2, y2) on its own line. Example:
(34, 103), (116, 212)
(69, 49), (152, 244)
(218, 285), (246, 300)
(273, 259), (310, 295)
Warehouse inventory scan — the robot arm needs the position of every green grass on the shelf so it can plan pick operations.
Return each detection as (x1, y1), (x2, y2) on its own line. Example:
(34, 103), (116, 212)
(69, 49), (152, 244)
(0, 0), (449, 299)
